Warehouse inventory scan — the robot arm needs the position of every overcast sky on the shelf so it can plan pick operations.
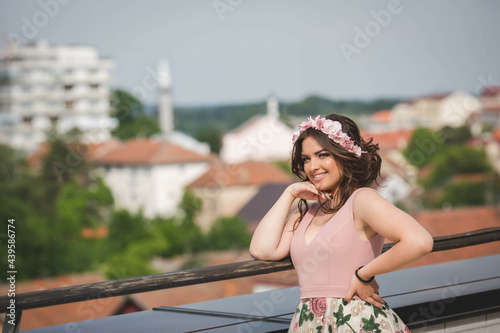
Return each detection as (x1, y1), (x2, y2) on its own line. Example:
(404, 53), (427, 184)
(1, 0), (499, 106)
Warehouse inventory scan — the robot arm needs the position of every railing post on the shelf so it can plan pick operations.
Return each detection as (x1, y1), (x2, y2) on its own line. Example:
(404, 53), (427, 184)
(2, 310), (22, 333)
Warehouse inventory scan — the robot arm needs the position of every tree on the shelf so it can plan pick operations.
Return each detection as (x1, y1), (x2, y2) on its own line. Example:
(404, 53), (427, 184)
(196, 128), (222, 154)
(438, 182), (487, 207)
(403, 127), (445, 167)
(421, 145), (492, 189)
(110, 89), (161, 140)
(106, 210), (150, 254)
(439, 125), (472, 145)
(208, 216), (252, 250)
(179, 189), (203, 226)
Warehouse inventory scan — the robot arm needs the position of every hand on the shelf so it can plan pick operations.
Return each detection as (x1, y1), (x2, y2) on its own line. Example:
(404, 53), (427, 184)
(287, 182), (332, 202)
(345, 274), (385, 309)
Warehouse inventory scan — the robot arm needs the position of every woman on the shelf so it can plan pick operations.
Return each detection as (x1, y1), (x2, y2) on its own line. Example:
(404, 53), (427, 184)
(249, 114), (433, 332)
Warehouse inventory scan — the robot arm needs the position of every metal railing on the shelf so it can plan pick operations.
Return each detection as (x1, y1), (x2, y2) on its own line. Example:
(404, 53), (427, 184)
(2, 226), (500, 333)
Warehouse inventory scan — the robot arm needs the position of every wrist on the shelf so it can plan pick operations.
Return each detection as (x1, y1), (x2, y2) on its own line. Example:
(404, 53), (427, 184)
(355, 266), (375, 284)
(285, 184), (298, 199)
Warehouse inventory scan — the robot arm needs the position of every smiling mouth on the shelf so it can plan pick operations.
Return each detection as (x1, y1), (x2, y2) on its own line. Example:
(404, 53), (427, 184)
(312, 172), (327, 180)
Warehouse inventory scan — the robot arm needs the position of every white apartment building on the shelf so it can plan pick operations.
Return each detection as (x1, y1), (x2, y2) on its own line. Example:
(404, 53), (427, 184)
(0, 40), (116, 152)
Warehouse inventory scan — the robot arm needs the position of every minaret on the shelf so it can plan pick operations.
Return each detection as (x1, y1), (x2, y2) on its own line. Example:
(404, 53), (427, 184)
(158, 60), (173, 137)
(267, 93), (279, 118)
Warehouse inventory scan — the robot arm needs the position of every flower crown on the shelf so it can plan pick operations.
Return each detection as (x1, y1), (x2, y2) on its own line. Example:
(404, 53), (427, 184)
(292, 115), (365, 157)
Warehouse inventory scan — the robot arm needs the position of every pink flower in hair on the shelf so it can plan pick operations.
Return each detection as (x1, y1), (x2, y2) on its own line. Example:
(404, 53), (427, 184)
(292, 115), (365, 157)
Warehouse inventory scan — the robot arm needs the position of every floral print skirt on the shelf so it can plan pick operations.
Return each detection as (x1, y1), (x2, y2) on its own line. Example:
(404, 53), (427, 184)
(288, 297), (410, 333)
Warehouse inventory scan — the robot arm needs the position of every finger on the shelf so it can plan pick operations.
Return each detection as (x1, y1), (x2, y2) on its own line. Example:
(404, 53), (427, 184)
(367, 297), (384, 309)
(372, 293), (386, 304)
(345, 288), (354, 303)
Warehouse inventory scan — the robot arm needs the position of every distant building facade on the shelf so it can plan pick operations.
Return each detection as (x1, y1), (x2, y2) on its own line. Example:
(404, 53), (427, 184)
(94, 138), (211, 218)
(0, 40), (116, 152)
(188, 160), (293, 231)
(220, 95), (295, 164)
(391, 91), (481, 130)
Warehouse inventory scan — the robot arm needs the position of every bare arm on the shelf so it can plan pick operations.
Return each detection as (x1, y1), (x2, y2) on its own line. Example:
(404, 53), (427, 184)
(355, 189), (434, 277)
(249, 182), (327, 261)
(346, 189), (434, 308)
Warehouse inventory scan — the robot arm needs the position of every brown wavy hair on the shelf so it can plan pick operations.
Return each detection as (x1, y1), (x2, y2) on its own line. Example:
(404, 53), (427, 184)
(291, 114), (382, 231)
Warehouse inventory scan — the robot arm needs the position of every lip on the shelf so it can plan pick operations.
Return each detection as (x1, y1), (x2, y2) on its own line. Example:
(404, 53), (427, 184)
(312, 172), (327, 181)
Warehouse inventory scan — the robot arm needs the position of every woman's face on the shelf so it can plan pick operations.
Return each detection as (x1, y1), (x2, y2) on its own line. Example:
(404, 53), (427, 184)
(301, 136), (343, 192)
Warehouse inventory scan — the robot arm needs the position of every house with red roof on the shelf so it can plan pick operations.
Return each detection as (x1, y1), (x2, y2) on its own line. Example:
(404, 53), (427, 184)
(27, 137), (213, 218)
(93, 137), (212, 218)
(187, 160), (294, 231)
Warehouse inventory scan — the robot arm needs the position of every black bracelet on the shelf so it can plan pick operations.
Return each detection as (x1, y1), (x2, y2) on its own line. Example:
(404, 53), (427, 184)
(355, 265), (374, 284)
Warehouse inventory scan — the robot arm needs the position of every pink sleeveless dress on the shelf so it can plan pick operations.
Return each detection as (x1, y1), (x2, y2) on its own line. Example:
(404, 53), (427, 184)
(287, 188), (411, 333)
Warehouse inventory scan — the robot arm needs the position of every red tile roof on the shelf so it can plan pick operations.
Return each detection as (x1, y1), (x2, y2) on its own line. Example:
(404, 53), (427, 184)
(27, 140), (120, 169)
(405, 206), (500, 268)
(362, 130), (413, 151)
(481, 85), (500, 97)
(81, 226), (109, 239)
(27, 138), (210, 168)
(95, 138), (210, 165)
(493, 128), (500, 142)
(371, 110), (392, 123)
(188, 160), (294, 188)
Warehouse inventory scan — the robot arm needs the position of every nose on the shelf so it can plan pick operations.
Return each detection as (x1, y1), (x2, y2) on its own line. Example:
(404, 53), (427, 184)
(309, 157), (319, 171)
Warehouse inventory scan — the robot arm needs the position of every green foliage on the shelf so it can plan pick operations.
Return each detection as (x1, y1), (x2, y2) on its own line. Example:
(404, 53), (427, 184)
(421, 145), (492, 189)
(208, 216), (252, 251)
(403, 125), (496, 208)
(195, 128), (222, 153)
(404, 126), (475, 168)
(0, 139), (252, 280)
(57, 177), (114, 229)
(39, 133), (90, 210)
(284, 96), (400, 117)
(103, 242), (158, 279)
(107, 210), (150, 254)
(179, 189), (203, 225)
(437, 182), (487, 208)
(403, 127), (445, 167)
(149, 190), (208, 257)
(103, 209), (169, 279)
(111, 89), (161, 140)
(174, 95), (401, 136)
(439, 125), (472, 145)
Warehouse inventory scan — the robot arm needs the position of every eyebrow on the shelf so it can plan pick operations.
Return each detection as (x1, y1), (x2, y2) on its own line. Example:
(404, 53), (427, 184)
(301, 149), (329, 157)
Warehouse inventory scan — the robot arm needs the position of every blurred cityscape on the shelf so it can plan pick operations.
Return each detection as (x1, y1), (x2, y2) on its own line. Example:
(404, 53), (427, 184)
(1, 40), (500, 330)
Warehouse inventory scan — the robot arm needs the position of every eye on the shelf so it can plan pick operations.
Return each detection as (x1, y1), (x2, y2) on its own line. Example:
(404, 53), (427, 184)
(319, 153), (330, 158)
(301, 156), (310, 162)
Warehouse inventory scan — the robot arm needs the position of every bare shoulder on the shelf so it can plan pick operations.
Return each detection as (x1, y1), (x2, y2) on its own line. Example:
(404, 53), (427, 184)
(353, 188), (386, 208)
(353, 188), (399, 220)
